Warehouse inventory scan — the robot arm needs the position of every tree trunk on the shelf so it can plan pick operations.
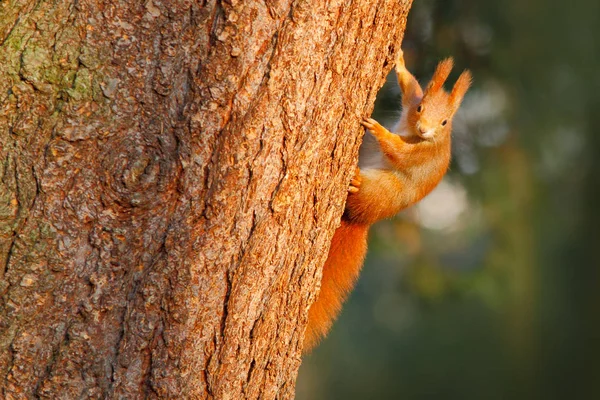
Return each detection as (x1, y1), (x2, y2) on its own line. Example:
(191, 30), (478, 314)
(0, 0), (411, 398)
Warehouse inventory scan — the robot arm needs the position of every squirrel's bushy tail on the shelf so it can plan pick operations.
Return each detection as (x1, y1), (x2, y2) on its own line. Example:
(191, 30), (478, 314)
(304, 220), (369, 351)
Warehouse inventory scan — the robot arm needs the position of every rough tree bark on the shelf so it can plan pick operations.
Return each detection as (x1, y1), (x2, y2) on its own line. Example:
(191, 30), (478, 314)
(0, 0), (411, 398)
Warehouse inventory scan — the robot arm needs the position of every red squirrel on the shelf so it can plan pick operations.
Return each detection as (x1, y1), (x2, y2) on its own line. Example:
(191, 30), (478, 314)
(304, 50), (472, 351)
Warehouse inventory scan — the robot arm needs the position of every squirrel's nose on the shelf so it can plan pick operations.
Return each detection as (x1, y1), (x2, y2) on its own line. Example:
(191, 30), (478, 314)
(419, 126), (427, 134)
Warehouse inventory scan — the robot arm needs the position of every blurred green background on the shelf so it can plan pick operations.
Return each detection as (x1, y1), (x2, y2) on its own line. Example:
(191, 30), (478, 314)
(297, 0), (600, 398)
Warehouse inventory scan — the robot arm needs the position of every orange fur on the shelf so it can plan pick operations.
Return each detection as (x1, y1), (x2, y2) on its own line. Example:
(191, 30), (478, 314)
(303, 50), (471, 352)
(304, 221), (369, 350)
(425, 57), (453, 94)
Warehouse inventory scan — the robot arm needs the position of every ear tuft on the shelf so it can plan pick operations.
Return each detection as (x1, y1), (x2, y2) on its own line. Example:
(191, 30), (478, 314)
(449, 70), (472, 112)
(425, 57), (454, 95)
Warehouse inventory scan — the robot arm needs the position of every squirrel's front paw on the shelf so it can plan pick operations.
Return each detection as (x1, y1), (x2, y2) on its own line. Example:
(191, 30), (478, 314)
(360, 117), (378, 131)
(396, 49), (406, 70)
(361, 117), (386, 136)
(348, 167), (361, 194)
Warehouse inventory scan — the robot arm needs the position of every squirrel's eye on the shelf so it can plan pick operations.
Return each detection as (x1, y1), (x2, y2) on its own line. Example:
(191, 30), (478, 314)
(441, 119), (448, 126)
(417, 105), (422, 113)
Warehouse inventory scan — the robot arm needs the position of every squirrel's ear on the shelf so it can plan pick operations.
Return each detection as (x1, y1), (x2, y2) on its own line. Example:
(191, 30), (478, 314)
(449, 70), (472, 113)
(424, 57), (454, 95)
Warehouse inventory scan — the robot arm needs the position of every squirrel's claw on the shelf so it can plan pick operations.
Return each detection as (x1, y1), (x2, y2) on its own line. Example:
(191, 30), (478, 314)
(396, 49), (406, 71)
(360, 117), (378, 130)
(361, 118), (387, 137)
(348, 167), (361, 193)
(396, 49), (405, 64)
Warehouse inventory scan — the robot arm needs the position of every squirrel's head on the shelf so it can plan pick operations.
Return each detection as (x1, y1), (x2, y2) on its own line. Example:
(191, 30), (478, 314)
(407, 58), (472, 140)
